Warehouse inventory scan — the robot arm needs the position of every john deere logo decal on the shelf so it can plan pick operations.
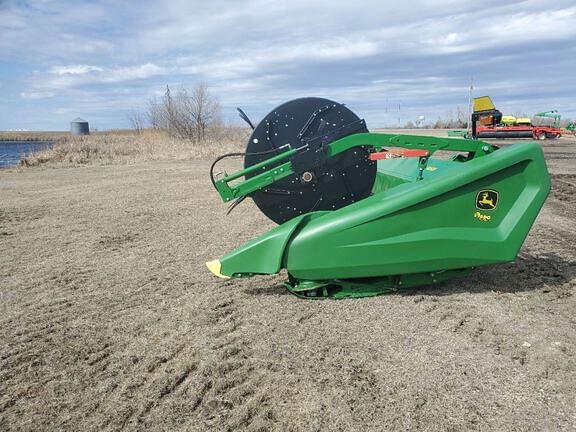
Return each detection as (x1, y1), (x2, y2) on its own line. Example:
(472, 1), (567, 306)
(476, 190), (499, 210)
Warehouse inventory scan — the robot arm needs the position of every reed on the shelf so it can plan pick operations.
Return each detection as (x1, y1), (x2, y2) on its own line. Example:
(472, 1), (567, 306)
(0, 131), (68, 141)
(19, 127), (249, 167)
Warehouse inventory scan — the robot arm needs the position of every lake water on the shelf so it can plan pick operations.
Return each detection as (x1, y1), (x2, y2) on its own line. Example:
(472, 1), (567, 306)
(0, 141), (52, 168)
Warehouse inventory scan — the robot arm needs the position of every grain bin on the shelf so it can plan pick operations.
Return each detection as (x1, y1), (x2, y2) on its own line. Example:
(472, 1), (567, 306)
(70, 117), (89, 135)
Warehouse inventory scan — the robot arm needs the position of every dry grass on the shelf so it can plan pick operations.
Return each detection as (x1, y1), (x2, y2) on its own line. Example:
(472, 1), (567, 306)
(18, 127), (250, 167)
(0, 131), (69, 141)
(1, 142), (575, 430)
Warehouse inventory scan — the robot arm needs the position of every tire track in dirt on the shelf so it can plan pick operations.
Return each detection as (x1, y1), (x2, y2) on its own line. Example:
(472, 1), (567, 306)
(1, 280), (197, 429)
(73, 282), (277, 431)
(0, 297), (76, 378)
(531, 212), (576, 258)
(190, 290), (277, 431)
(79, 338), (198, 431)
(546, 153), (576, 161)
(550, 175), (576, 214)
(2, 265), (95, 311)
(526, 174), (576, 258)
(0, 206), (47, 225)
(444, 292), (575, 378)
(117, 350), (197, 430)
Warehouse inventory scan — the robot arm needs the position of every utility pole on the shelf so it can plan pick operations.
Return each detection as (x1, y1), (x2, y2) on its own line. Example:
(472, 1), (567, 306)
(467, 77), (474, 135)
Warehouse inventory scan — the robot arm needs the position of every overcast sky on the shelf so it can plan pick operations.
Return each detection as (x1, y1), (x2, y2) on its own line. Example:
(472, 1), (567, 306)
(1, 0), (575, 130)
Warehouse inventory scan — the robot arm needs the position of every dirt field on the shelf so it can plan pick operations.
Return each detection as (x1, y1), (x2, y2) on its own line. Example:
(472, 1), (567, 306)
(1, 134), (575, 431)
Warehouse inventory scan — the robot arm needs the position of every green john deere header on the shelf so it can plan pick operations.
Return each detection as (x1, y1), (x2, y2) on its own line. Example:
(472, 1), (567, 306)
(207, 97), (550, 299)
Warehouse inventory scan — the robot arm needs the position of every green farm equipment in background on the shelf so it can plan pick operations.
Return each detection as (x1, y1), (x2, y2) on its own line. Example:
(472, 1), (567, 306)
(207, 98), (551, 299)
(533, 110), (576, 136)
(447, 129), (469, 138)
(534, 110), (561, 128)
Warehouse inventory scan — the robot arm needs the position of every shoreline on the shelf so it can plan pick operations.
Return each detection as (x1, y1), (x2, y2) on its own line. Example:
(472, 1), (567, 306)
(0, 137), (58, 142)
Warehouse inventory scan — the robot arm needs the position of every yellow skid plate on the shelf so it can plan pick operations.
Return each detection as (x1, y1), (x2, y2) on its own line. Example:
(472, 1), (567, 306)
(206, 260), (230, 279)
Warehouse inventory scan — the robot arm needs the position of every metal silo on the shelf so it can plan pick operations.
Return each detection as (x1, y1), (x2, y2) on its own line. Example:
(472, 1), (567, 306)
(70, 117), (90, 135)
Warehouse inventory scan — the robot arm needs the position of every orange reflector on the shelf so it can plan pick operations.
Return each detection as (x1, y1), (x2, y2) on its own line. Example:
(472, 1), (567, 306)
(369, 149), (429, 160)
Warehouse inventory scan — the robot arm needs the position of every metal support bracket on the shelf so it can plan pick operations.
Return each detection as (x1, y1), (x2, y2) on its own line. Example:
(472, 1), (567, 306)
(212, 133), (497, 203)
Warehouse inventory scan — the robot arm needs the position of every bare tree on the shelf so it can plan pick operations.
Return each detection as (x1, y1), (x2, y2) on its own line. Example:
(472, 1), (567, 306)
(147, 86), (173, 131)
(127, 110), (146, 134)
(456, 105), (468, 128)
(147, 96), (165, 130)
(188, 83), (221, 141)
(432, 107), (468, 129)
(146, 84), (221, 142)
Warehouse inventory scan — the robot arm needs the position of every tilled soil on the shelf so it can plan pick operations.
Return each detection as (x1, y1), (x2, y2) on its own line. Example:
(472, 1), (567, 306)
(1, 136), (575, 431)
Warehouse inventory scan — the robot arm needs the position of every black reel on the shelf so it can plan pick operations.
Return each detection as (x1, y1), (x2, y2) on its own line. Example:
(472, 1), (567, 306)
(244, 97), (376, 224)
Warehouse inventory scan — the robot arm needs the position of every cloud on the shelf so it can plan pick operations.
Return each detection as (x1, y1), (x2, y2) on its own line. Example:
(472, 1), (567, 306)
(23, 63), (168, 96)
(49, 65), (104, 75)
(103, 63), (167, 82)
(20, 91), (55, 99)
(1, 0), (575, 130)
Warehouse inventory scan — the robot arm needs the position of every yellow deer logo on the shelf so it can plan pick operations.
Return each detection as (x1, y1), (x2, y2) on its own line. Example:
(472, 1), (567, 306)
(476, 190), (498, 210)
(479, 192), (495, 208)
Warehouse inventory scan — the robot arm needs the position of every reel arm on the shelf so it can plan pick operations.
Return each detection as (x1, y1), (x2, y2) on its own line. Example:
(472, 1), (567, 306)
(212, 133), (497, 203)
